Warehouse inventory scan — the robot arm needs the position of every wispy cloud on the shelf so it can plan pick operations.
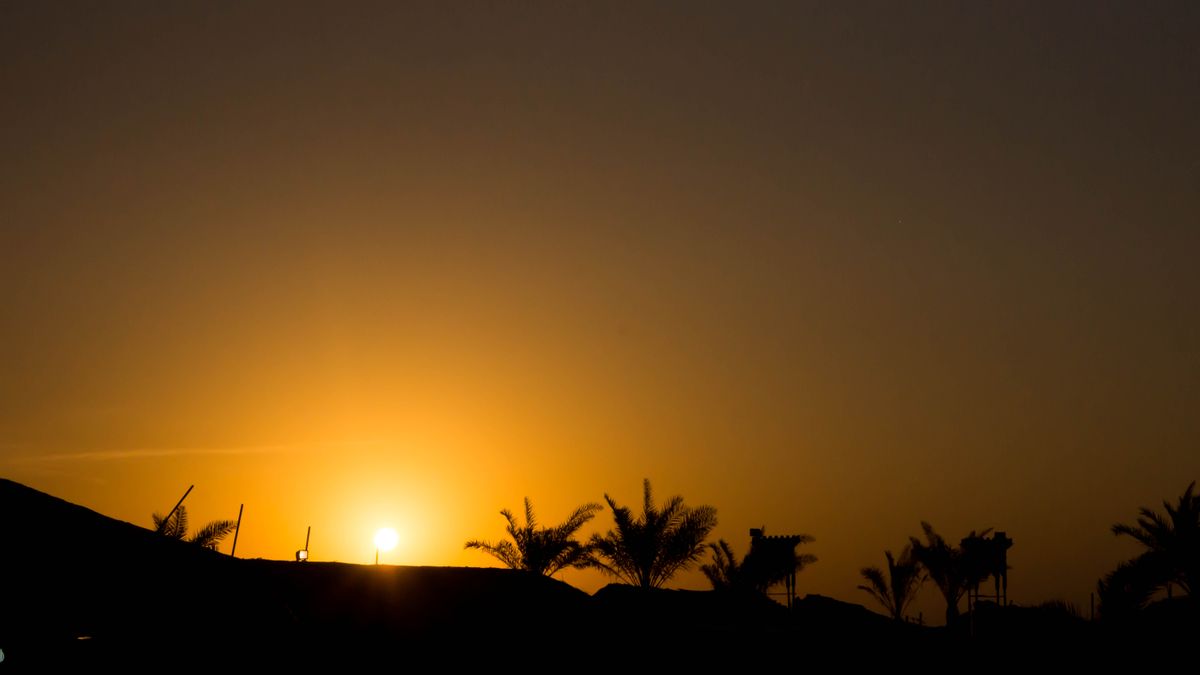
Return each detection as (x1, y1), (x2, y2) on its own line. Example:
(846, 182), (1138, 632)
(5, 444), (294, 464)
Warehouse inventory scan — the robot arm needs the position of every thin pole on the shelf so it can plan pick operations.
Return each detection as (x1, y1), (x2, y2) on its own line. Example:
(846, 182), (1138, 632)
(156, 485), (194, 534)
(304, 526), (311, 552)
(230, 504), (244, 557)
(375, 548), (379, 565)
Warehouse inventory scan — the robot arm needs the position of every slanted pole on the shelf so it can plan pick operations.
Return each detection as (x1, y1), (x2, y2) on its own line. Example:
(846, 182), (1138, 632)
(230, 504), (244, 557)
(156, 485), (194, 534)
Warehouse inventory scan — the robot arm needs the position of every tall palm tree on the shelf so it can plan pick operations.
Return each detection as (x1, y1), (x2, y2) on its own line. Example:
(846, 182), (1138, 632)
(1110, 481), (1199, 598)
(858, 544), (924, 621)
(151, 505), (237, 551)
(909, 522), (991, 626)
(465, 497), (602, 576)
(590, 479), (717, 589)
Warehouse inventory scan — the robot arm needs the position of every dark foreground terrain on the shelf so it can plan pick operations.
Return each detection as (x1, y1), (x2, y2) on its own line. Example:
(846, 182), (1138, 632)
(0, 479), (1191, 667)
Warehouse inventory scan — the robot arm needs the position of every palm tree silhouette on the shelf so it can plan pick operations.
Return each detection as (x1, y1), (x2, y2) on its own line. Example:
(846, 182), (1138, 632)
(590, 479), (717, 589)
(1102, 480), (1199, 612)
(701, 539), (745, 591)
(465, 497), (602, 576)
(151, 505), (237, 551)
(858, 544), (924, 621)
(747, 537), (817, 597)
(1097, 553), (1169, 618)
(702, 534), (817, 595)
(909, 522), (991, 626)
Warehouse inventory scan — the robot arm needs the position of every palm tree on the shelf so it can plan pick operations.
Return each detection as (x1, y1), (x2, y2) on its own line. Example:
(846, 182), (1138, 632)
(858, 544), (924, 621)
(703, 533), (818, 596)
(465, 497), (602, 576)
(1099, 480), (1200, 616)
(909, 522), (991, 626)
(1110, 481), (1199, 598)
(590, 479), (718, 589)
(151, 505), (237, 551)
(1097, 553), (1170, 618)
(701, 539), (745, 590)
(746, 536), (817, 596)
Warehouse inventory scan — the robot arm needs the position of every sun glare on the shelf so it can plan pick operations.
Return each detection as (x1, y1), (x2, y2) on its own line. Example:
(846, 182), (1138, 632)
(374, 527), (399, 552)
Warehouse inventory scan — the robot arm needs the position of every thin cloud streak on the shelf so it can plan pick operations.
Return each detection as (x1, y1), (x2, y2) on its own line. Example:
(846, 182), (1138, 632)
(7, 444), (296, 464)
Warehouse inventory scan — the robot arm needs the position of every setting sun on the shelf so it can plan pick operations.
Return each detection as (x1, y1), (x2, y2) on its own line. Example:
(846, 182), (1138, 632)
(374, 527), (399, 554)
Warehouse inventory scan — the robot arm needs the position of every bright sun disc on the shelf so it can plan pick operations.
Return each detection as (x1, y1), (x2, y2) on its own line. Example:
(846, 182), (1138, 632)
(374, 527), (398, 551)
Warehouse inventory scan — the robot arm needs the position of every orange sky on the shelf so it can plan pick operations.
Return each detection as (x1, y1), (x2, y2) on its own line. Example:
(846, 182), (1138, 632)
(2, 2), (1197, 621)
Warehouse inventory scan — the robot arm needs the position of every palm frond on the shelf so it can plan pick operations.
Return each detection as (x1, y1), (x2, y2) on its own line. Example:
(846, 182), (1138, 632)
(465, 538), (523, 569)
(795, 553), (818, 570)
(701, 539), (742, 590)
(858, 566), (890, 609)
(1098, 553), (1168, 618)
(151, 505), (236, 552)
(523, 497), (537, 531)
(190, 519), (237, 550)
(152, 506), (189, 539)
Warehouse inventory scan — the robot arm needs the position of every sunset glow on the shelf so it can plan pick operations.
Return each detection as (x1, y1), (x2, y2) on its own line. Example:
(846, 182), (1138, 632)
(1, 3), (1196, 629)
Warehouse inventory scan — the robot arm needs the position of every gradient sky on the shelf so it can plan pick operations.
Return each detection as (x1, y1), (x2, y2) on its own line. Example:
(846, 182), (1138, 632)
(2, 2), (1197, 621)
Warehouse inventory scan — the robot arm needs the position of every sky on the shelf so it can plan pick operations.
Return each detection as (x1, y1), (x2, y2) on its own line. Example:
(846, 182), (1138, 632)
(2, 2), (1197, 621)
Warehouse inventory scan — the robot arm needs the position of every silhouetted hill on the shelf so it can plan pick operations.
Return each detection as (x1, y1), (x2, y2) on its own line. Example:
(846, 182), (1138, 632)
(0, 479), (592, 665)
(591, 582), (790, 633)
(6, 478), (1186, 666)
(0, 478), (253, 660)
(791, 593), (918, 637)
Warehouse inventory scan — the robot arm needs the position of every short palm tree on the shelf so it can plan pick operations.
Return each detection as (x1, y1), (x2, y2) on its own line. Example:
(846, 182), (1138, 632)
(465, 497), (602, 576)
(1097, 554), (1169, 618)
(151, 505), (237, 551)
(910, 522), (991, 626)
(701, 539), (745, 590)
(590, 479), (718, 589)
(1110, 481), (1199, 598)
(746, 539), (817, 595)
(858, 544), (924, 621)
(704, 534), (817, 595)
